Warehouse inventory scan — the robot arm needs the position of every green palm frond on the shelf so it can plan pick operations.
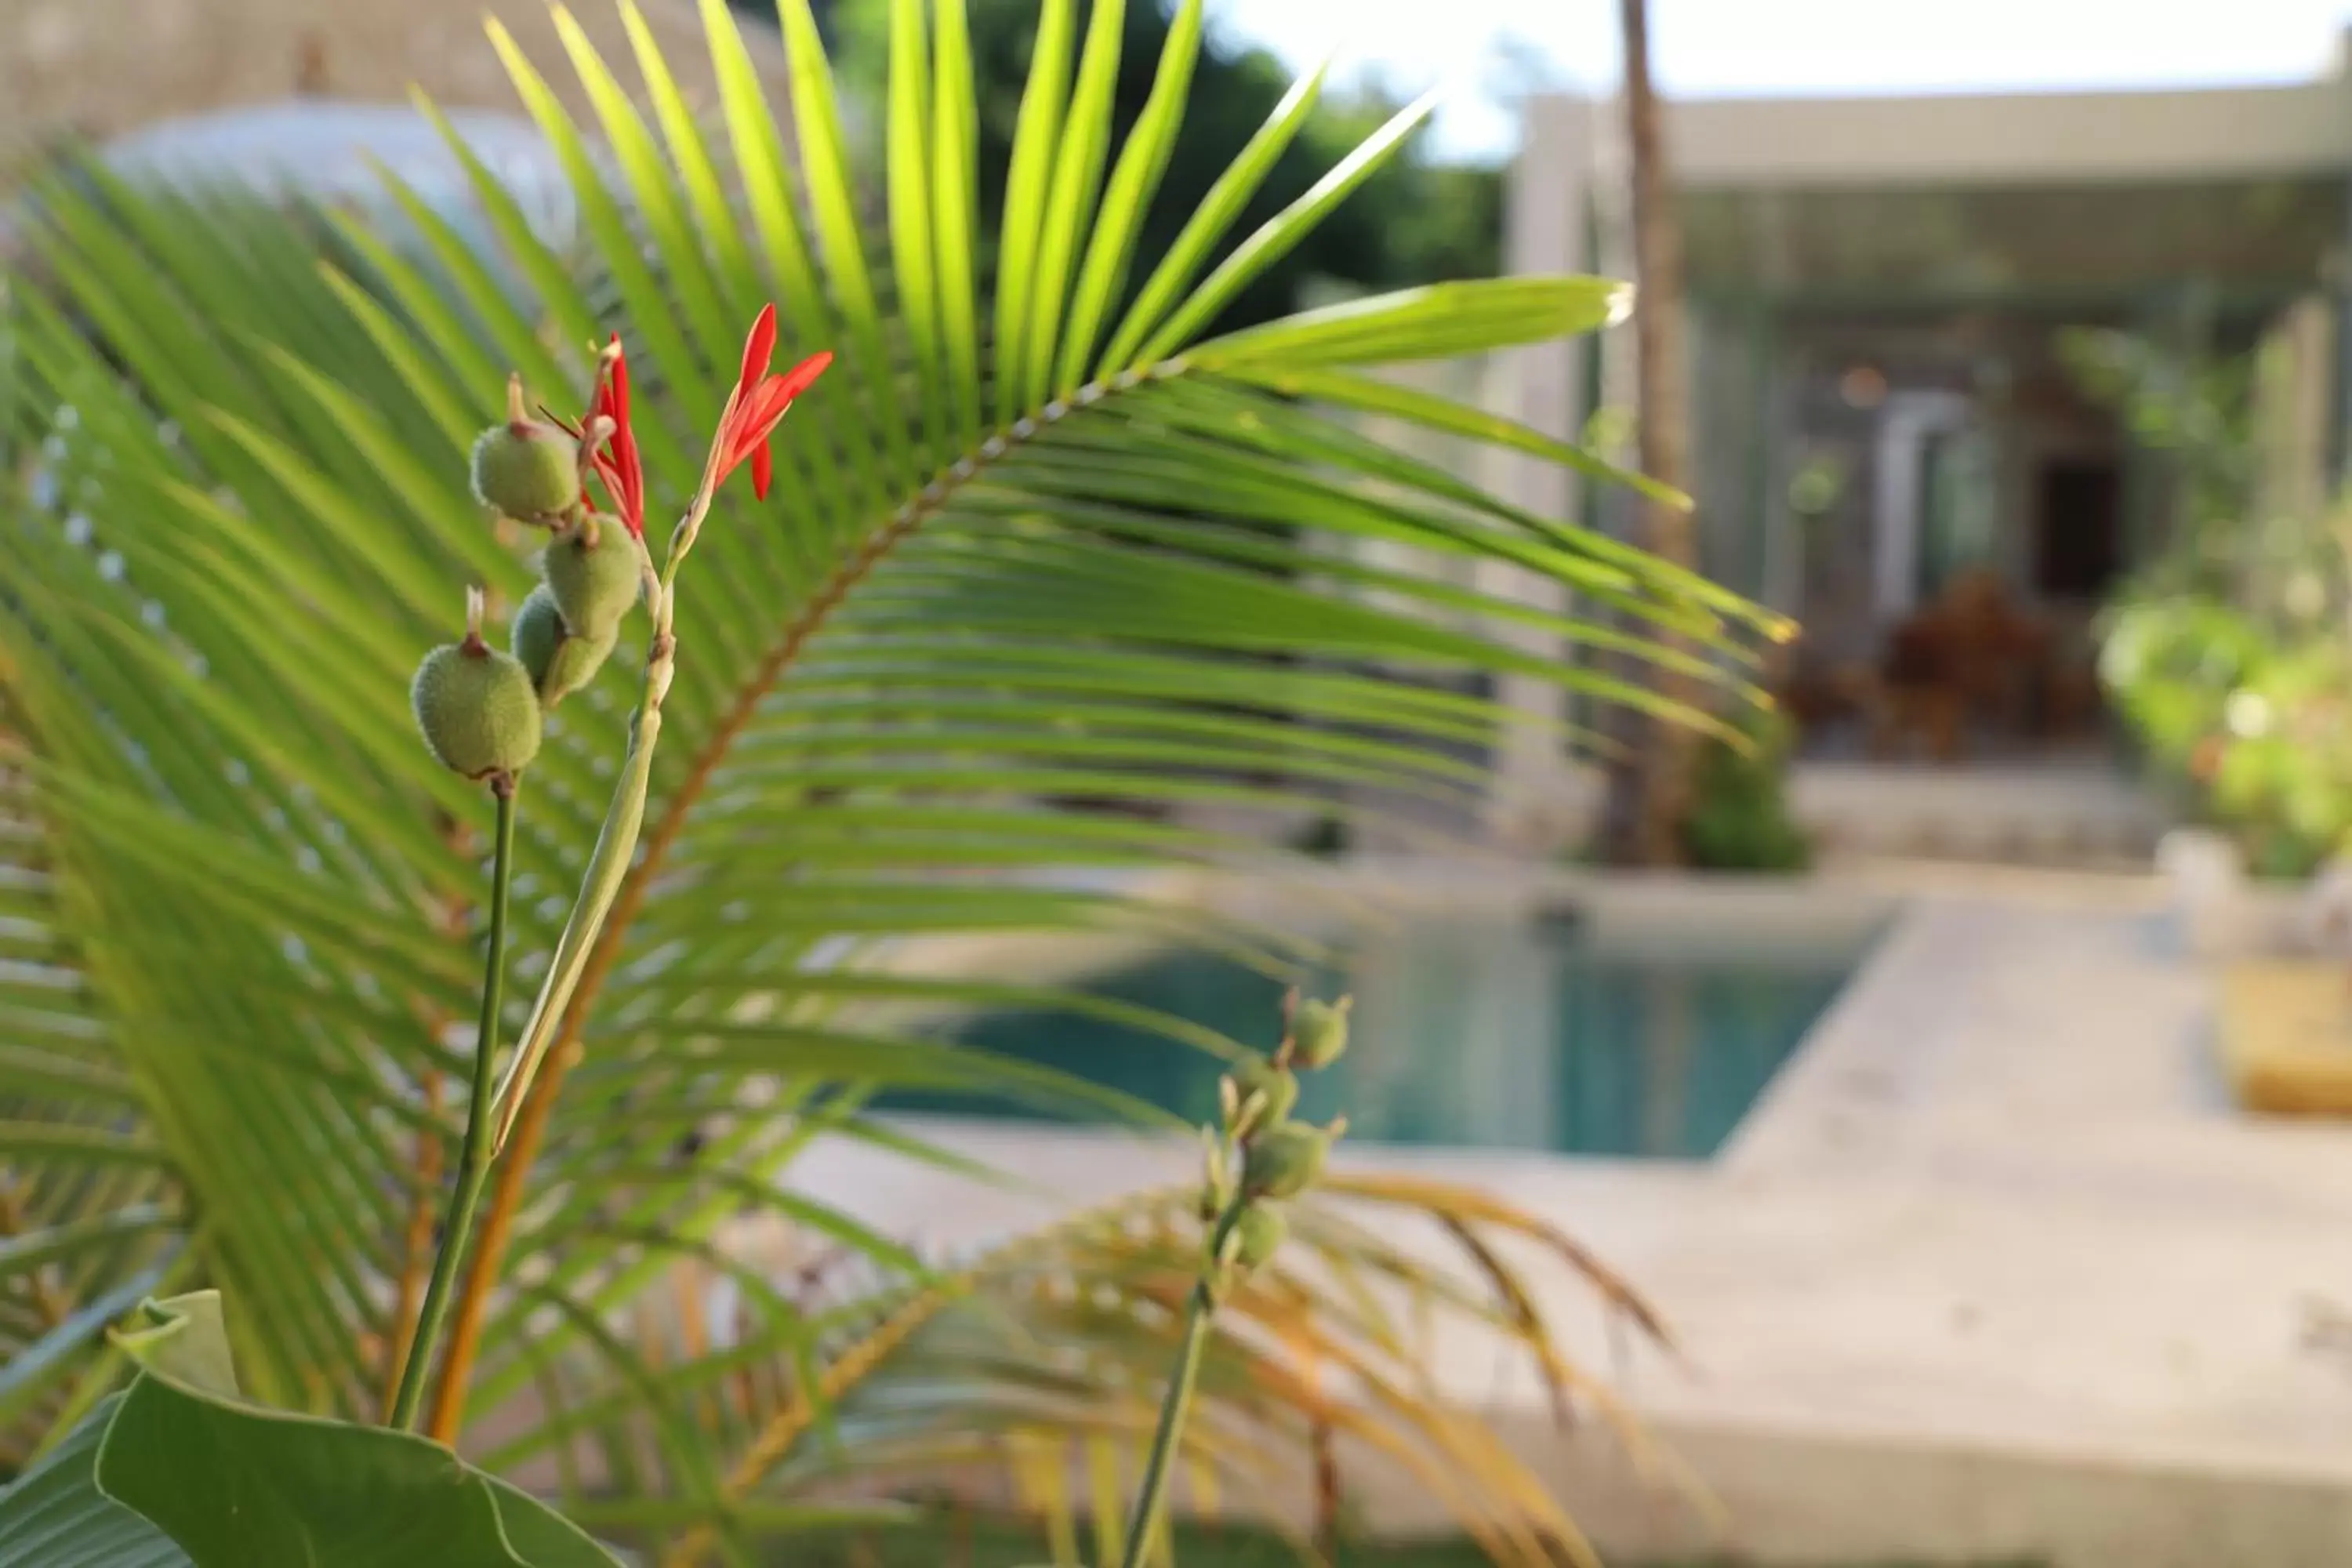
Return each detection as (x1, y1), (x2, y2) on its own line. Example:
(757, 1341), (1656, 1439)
(489, 1173), (1684, 1568)
(0, 0), (1770, 1555)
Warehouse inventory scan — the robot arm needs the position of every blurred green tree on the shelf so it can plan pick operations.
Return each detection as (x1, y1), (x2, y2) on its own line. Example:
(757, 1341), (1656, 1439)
(764, 0), (1502, 328)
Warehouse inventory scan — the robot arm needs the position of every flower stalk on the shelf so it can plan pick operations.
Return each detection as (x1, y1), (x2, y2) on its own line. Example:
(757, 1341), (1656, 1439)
(1116, 989), (1352, 1568)
(387, 772), (518, 1429)
(485, 310), (828, 1157)
(1117, 1192), (1242, 1568)
(396, 307), (830, 1436)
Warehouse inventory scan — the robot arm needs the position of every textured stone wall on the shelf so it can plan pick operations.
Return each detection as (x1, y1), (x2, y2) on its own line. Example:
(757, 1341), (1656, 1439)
(0, 0), (788, 166)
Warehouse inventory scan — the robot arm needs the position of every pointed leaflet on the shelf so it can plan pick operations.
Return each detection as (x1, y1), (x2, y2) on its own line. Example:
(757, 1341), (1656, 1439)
(699, 0), (880, 532)
(992, 0), (1076, 424)
(1138, 89), (1445, 365)
(777, 0), (913, 482)
(1055, 0), (1202, 395)
(1095, 65), (1326, 374)
(931, 0), (983, 445)
(1211, 359), (1695, 513)
(404, 94), (601, 391)
(1186, 277), (1632, 369)
(619, 0), (757, 288)
(549, 5), (736, 373)
(1020, 0), (1125, 408)
(484, 16), (714, 437)
(887, 0), (946, 455)
(0, 1393), (185, 1568)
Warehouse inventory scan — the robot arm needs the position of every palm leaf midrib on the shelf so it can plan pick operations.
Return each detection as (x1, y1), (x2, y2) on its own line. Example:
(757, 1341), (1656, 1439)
(429, 361), (1196, 1435)
(561, 370), (1170, 1042)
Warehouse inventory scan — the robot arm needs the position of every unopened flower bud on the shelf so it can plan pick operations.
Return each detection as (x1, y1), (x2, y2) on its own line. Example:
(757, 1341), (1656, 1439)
(1229, 1057), (1297, 1131)
(543, 514), (642, 640)
(1232, 1205), (1286, 1272)
(1243, 1120), (1335, 1200)
(470, 376), (581, 521)
(412, 590), (542, 780)
(1291, 996), (1352, 1069)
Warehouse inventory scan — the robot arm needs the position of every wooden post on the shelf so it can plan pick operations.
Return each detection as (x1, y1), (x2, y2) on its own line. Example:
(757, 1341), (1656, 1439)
(1613, 0), (1701, 866)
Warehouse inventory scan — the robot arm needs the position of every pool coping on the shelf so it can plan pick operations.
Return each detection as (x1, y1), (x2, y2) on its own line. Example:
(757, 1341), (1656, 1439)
(746, 862), (2352, 1566)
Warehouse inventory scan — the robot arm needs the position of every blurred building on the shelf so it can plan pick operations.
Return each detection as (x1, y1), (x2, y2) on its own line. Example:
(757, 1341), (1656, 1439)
(0, 0), (795, 299)
(0, 0), (785, 162)
(1510, 34), (2352, 794)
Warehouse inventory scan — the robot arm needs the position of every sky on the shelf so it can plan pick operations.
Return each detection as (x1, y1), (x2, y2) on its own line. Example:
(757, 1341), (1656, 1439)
(1209, 0), (2352, 162)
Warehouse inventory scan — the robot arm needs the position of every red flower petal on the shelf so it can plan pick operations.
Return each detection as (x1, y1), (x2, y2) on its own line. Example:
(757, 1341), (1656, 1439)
(584, 338), (648, 537)
(739, 376), (798, 438)
(701, 311), (833, 506)
(775, 350), (832, 403)
(605, 334), (630, 425)
(716, 383), (800, 483)
(740, 357), (833, 449)
(715, 416), (754, 478)
(739, 303), (778, 396)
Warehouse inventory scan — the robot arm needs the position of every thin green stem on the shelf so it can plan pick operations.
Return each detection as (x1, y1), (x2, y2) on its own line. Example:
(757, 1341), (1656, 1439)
(1119, 1196), (1244, 1568)
(485, 524), (679, 1156)
(389, 775), (519, 1431)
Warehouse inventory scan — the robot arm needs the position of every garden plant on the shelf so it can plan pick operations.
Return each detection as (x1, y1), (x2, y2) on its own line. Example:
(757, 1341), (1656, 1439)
(0, 0), (1778, 1560)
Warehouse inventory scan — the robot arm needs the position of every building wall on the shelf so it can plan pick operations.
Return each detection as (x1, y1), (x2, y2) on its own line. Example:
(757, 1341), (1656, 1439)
(1688, 301), (1780, 606)
(1666, 78), (2352, 191)
(1520, 34), (2352, 198)
(0, 0), (789, 176)
(1508, 52), (2352, 604)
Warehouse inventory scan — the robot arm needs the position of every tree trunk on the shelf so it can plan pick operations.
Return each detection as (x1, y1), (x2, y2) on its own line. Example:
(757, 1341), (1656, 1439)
(1612, 0), (1699, 866)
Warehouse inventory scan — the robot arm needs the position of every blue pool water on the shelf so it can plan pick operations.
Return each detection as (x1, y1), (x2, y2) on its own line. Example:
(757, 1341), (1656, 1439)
(887, 913), (1875, 1159)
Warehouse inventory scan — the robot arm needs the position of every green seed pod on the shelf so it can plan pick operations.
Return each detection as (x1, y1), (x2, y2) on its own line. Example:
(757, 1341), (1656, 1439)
(1243, 1122), (1330, 1201)
(1232, 1205), (1287, 1272)
(1291, 997), (1352, 1070)
(470, 425), (580, 524)
(511, 584), (618, 706)
(541, 618), (619, 707)
(510, 584), (566, 689)
(1229, 1057), (1298, 1129)
(412, 613), (542, 781)
(542, 515), (641, 640)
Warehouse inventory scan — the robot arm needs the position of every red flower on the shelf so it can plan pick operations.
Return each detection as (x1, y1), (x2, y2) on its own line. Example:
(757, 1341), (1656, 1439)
(585, 336), (646, 538)
(710, 304), (832, 501)
(548, 337), (647, 538)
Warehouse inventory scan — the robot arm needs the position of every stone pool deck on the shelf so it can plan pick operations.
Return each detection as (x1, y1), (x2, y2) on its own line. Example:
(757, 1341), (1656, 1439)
(771, 865), (2352, 1567)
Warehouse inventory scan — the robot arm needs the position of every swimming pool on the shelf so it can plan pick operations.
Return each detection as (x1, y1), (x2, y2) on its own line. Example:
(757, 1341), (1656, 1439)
(886, 906), (1878, 1159)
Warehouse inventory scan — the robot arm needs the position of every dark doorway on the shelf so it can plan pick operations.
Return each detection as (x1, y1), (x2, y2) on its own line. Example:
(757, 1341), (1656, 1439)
(2034, 459), (2122, 598)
